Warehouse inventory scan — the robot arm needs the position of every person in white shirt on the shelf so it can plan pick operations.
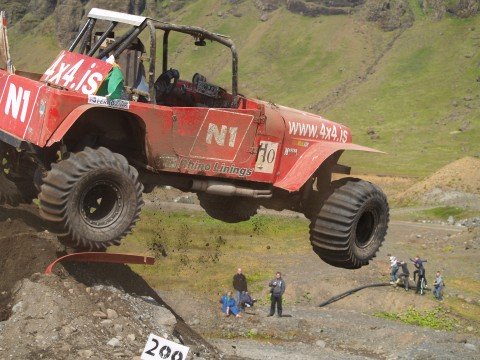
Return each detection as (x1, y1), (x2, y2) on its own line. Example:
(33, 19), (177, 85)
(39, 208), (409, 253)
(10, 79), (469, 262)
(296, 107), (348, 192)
(388, 254), (399, 284)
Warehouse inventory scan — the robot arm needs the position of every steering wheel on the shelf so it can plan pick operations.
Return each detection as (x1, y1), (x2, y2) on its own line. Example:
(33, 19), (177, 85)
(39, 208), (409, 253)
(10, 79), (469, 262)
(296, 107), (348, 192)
(155, 68), (180, 101)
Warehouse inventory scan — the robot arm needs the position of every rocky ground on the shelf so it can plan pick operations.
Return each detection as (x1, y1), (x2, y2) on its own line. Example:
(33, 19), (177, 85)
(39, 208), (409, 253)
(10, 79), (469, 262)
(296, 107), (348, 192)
(211, 306), (479, 359)
(0, 276), (178, 359)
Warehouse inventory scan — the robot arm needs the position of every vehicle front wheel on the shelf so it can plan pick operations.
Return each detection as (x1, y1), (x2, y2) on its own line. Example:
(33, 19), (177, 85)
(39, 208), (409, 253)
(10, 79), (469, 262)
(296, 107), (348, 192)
(309, 177), (389, 269)
(39, 147), (144, 250)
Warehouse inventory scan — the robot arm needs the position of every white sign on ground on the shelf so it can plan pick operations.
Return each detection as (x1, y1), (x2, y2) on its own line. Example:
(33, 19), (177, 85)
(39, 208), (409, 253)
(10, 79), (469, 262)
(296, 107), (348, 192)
(141, 333), (190, 360)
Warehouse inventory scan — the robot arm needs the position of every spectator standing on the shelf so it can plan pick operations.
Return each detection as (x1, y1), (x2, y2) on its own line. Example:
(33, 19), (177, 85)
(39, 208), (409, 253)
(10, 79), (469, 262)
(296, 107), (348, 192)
(397, 261), (410, 291)
(413, 260), (427, 294)
(410, 256), (428, 286)
(388, 254), (399, 284)
(233, 268), (248, 306)
(433, 271), (444, 301)
(268, 271), (286, 317)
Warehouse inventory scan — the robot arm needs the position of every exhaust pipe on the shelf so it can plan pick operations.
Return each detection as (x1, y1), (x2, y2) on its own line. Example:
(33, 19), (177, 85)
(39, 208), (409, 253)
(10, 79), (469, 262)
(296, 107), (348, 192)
(190, 180), (272, 199)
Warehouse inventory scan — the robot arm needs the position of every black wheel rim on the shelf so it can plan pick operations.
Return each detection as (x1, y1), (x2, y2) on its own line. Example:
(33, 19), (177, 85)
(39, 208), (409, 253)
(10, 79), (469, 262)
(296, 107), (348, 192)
(79, 180), (124, 228)
(355, 206), (378, 248)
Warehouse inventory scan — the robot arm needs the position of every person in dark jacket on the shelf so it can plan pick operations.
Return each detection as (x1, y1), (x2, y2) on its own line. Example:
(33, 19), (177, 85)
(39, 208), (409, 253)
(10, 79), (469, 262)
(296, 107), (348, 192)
(397, 261), (410, 291)
(410, 256), (428, 285)
(239, 291), (256, 309)
(233, 268), (248, 306)
(411, 257), (427, 294)
(268, 271), (286, 317)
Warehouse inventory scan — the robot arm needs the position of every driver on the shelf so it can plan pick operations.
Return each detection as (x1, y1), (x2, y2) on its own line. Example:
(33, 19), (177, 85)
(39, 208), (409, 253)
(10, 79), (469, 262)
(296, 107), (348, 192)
(96, 38), (125, 100)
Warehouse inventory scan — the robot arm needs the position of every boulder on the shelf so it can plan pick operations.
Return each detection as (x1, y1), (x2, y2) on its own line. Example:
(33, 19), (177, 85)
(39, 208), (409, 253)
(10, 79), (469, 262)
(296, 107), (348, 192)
(365, 0), (414, 31)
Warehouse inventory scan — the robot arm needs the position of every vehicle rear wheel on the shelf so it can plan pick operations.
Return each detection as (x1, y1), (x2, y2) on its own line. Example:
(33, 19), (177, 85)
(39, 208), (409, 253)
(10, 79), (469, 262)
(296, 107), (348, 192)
(309, 177), (389, 269)
(39, 147), (144, 250)
(0, 141), (37, 206)
(197, 193), (258, 223)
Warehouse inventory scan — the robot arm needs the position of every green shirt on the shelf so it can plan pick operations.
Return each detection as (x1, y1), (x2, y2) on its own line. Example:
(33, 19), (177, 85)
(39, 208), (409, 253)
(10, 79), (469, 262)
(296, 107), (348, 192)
(97, 65), (124, 100)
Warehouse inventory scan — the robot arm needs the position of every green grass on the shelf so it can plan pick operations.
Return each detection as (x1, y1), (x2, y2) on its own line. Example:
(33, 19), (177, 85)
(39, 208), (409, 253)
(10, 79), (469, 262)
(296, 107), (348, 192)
(445, 278), (480, 299)
(6, 2), (480, 177)
(327, 16), (480, 176)
(408, 206), (476, 221)
(445, 298), (480, 326)
(114, 208), (309, 298)
(8, 14), (60, 73)
(375, 307), (457, 330)
(424, 206), (471, 219)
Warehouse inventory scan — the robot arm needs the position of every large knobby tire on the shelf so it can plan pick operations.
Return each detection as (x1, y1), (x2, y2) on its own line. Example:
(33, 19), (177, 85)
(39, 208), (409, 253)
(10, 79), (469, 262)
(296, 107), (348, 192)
(39, 147), (144, 250)
(0, 141), (37, 206)
(309, 178), (389, 269)
(197, 193), (258, 223)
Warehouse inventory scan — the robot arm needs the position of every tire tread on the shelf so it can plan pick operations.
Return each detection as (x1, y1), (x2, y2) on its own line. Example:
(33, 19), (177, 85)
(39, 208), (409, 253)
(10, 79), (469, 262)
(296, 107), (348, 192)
(309, 177), (389, 269)
(39, 147), (143, 250)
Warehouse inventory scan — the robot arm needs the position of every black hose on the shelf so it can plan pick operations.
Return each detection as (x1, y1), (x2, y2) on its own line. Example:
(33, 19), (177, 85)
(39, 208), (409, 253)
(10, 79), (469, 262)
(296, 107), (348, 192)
(318, 282), (391, 307)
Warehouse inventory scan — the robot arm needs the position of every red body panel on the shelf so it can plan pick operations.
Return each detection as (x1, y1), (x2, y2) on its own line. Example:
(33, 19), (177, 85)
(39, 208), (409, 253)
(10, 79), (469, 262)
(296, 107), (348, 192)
(0, 51), (383, 193)
(0, 73), (46, 142)
(274, 142), (382, 191)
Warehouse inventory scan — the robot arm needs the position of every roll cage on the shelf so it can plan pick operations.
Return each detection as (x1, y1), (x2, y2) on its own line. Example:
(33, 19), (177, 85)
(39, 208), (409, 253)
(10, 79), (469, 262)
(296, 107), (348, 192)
(69, 8), (239, 103)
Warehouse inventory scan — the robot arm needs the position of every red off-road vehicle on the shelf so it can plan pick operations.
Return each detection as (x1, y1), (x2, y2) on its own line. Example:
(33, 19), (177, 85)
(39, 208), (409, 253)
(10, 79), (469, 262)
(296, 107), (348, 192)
(0, 9), (388, 269)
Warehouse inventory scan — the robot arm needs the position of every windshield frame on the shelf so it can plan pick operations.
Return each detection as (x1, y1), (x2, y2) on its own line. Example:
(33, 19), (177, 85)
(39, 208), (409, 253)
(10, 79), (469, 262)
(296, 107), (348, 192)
(68, 8), (239, 102)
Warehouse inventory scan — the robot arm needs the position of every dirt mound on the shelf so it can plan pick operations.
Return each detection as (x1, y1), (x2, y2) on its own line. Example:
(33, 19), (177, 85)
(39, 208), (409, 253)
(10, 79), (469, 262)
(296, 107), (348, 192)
(394, 156), (480, 206)
(0, 233), (59, 320)
(0, 263), (223, 359)
(0, 204), (49, 236)
(0, 275), (179, 359)
(0, 205), (228, 359)
(0, 204), (58, 320)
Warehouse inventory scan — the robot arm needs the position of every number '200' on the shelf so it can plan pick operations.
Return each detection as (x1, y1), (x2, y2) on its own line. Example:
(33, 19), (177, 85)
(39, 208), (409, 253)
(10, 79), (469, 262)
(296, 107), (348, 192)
(145, 338), (184, 360)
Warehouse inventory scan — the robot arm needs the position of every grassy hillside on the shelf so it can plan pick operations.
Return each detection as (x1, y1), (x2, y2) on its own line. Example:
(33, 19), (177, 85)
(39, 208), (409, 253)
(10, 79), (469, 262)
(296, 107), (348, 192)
(6, 1), (479, 176)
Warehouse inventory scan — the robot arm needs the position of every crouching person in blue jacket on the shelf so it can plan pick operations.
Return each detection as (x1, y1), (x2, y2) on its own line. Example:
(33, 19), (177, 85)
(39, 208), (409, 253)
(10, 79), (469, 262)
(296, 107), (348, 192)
(220, 291), (242, 318)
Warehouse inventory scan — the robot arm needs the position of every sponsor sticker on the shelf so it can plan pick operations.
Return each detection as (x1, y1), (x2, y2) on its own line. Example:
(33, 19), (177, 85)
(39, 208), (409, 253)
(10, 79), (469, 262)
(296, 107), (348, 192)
(288, 121), (349, 143)
(295, 140), (309, 147)
(88, 95), (130, 110)
(284, 147), (298, 156)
